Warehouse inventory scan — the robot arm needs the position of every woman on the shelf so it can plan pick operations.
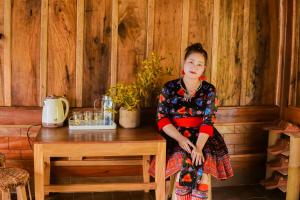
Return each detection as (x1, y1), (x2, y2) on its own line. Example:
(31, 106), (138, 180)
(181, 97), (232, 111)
(149, 43), (233, 200)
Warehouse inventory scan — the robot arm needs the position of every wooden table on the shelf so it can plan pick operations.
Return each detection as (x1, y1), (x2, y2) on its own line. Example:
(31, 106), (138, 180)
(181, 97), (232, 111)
(34, 126), (166, 200)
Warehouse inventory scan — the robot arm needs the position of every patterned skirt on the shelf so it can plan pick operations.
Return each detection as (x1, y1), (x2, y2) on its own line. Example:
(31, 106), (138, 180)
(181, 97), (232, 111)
(148, 126), (234, 180)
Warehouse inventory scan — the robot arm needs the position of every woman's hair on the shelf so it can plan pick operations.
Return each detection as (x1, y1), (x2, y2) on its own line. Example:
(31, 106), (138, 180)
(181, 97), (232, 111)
(184, 43), (208, 62)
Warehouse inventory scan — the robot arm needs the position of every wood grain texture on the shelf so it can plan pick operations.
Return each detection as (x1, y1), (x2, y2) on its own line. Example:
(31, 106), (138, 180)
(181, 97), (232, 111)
(288, 0), (298, 106)
(146, 0), (154, 56)
(246, 0), (279, 106)
(295, 0), (300, 107)
(40, 0), (48, 106)
(0, 0), (4, 106)
(180, 0), (189, 69)
(188, 0), (213, 80)
(48, 0), (76, 106)
(4, 0), (11, 106)
(153, 0), (182, 82)
(117, 0), (147, 84)
(216, 0), (243, 106)
(75, 0), (84, 107)
(83, 0), (112, 107)
(110, 0), (118, 86)
(11, 0), (41, 106)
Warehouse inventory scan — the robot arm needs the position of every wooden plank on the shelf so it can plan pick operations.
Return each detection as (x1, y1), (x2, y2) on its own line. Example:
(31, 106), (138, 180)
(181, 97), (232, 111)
(295, 0), (300, 107)
(216, 0), (243, 106)
(275, 0), (285, 106)
(188, 0), (213, 80)
(53, 159), (143, 166)
(110, 0), (118, 87)
(48, 0), (77, 106)
(246, 0), (279, 106)
(11, 0), (41, 106)
(45, 183), (156, 193)
(40, 0), (48, 106)
(0, 105), (279, 125)
(76, 0), (84, 107)
(83, 0), (111, 107)
(153, 0), (183, 82)
(117, 0), (147, 84)
(284, 106), (300, 125)
(240, 0), (249, 106)
(210, 0), (219, 86)
(0, 0), (5, 106)
(180, 0), (189, 69)
(146, 0), (154, 56)
(3, 0), (11, 106)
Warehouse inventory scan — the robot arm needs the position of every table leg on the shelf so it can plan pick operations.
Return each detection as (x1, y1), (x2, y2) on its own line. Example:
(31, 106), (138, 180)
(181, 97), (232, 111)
(44, 156), (50, 196)
(34, 144), (45, 200)
(143, 155), (150, 192)
(155, 142), (166, 200)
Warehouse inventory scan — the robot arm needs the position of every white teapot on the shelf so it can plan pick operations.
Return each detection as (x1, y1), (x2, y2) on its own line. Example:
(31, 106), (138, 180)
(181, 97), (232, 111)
(42, 96), (70, 128)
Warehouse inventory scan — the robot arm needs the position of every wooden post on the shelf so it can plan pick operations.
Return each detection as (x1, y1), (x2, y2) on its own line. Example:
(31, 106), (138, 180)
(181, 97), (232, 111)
(40, 0), (49, 106)
(110, 0), (118, 87)
(34, 144), (45, 200)
(210, 0), (220, 86)
(155, 142), (166, 200)
(286, 136), (300, 200)
(146, 0), (155, 57)
(76, 0), (85, 107)
(4, 0), (12, 106)
(142, 155), (150, 192)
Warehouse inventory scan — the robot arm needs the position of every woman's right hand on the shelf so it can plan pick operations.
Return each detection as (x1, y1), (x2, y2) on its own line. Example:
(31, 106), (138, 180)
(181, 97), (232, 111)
(177, 135), (196, 154)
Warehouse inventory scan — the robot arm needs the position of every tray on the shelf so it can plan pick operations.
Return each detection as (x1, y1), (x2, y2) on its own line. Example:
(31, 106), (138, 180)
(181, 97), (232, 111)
(68, 119), (117, 130)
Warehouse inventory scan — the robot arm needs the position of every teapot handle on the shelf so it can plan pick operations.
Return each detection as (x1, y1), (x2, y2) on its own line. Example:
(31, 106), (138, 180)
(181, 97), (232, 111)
(60, 97), (70, 121)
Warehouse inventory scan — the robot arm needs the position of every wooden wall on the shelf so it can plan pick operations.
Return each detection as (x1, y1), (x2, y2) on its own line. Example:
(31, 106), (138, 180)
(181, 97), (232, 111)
(0, 0), (292, 187)
(0, 0), (283, 107)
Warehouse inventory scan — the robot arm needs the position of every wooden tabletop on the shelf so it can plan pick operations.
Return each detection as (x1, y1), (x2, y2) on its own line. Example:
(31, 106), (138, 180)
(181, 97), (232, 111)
(35, 126), (165, 144)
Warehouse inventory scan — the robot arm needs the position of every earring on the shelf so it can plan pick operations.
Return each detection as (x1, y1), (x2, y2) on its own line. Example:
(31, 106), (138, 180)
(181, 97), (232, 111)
(181, 69), (185, 75)
(199, 75), (207, 80)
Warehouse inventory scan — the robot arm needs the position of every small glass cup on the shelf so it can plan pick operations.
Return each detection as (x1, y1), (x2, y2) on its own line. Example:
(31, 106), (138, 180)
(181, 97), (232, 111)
(72, 111), (83, 125)
(93, 111), (103, 125)
(83, 111), (93, 125)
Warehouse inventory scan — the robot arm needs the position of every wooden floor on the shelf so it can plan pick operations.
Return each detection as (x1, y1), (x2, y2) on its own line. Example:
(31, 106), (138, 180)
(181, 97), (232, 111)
(2, 185), (286, 200)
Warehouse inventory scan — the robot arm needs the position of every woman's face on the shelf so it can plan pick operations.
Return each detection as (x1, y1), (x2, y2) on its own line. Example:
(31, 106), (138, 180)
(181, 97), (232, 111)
(183, 52), (206, 79)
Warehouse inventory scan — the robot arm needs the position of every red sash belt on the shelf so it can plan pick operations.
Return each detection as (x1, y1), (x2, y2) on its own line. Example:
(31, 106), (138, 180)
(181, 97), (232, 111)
(157, 117), (214, 137)
(172, 117), (203, 127)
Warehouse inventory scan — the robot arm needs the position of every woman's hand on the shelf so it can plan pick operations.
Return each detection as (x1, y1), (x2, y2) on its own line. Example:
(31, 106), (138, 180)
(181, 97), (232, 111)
(191, 148), (205, 166)
(177, 135), (196, 154)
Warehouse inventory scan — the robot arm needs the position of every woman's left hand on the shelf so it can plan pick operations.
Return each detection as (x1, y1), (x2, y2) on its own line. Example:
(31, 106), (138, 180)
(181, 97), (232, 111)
(191, 148), (205, 166)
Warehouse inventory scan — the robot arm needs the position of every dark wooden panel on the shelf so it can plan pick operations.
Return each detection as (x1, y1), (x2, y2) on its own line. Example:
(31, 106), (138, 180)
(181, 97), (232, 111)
(0, 0), (4, 106)
(188, 0), (213, 80)
(11, 0), (40, 106)
(83, 0), (112, 107)
(48, 0), (77, 106)
(216, 0), (243, 106)
(246, 0), (279, 105)
(117, 0), (147, 84)
(153, 0), (183, 81)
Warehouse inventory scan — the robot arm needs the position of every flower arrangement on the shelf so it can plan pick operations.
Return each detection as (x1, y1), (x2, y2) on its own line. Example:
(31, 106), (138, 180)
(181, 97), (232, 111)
(106, 52), (173, 111)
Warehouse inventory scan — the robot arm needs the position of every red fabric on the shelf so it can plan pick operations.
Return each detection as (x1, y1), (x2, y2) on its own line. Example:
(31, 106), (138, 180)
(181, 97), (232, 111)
(172, 117), (203, 127)
(157, 118), (172, 130)
(199, 124), (214, 137)
(198, 183), (209, 191)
